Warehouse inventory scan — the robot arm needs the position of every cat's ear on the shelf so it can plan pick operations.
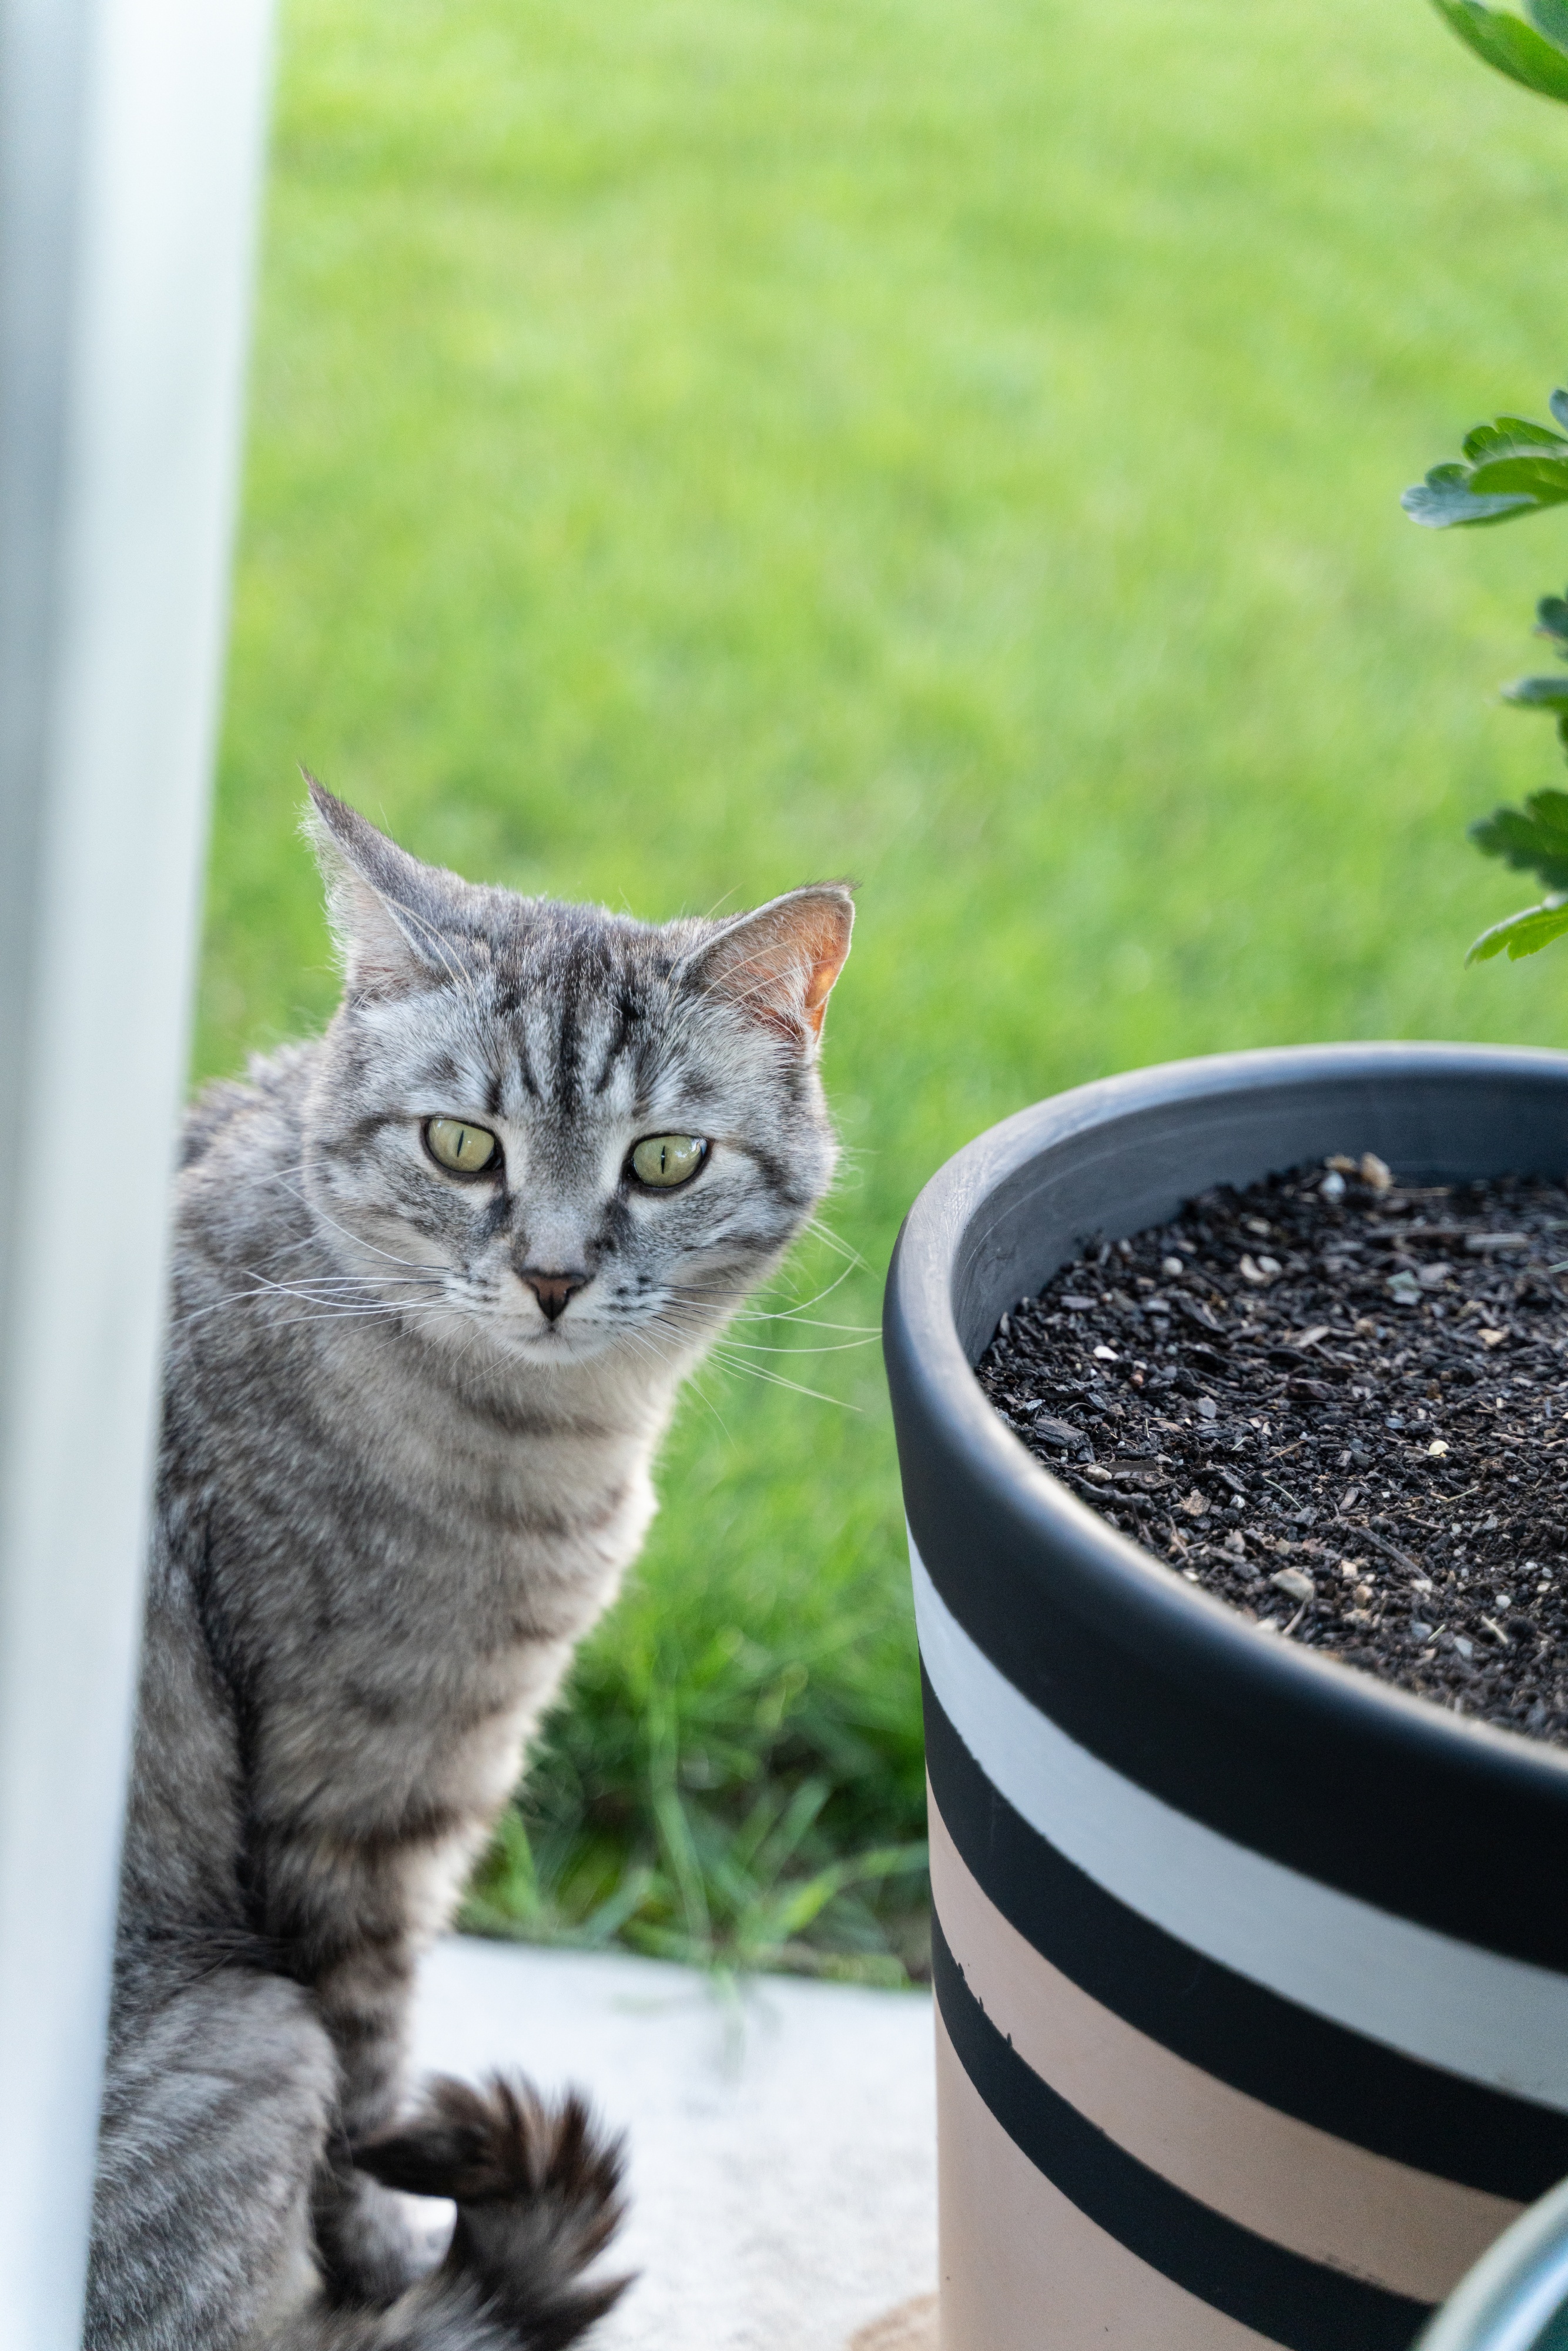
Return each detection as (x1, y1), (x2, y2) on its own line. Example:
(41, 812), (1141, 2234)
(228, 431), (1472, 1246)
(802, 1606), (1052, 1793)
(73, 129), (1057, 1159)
(304, 773), (461, 1002)
(685, 885), (854, 1049)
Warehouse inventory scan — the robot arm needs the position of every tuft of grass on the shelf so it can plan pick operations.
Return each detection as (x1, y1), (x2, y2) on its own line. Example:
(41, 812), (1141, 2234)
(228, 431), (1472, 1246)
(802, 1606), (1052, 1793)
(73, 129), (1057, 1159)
(209, 0), (1568, 1979)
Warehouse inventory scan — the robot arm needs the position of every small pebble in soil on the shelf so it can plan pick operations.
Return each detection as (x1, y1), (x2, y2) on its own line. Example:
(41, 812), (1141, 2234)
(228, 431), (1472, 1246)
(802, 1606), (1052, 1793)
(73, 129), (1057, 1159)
(974, 1161), (1568, 1746)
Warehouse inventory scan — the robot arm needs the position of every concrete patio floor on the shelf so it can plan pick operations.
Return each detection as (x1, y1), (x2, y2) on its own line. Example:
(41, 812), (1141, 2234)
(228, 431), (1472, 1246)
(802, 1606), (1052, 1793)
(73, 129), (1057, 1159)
(411, 1938), (938, 2351)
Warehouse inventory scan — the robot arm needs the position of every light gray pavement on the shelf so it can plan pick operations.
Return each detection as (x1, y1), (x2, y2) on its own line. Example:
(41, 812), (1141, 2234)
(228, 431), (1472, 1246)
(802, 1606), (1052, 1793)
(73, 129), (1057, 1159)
(411, 1938), (937, 2351)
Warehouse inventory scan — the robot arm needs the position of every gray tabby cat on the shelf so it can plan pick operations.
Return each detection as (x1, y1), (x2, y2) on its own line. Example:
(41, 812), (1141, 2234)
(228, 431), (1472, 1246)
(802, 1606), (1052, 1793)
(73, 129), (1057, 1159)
(88, 779), (854, 2350)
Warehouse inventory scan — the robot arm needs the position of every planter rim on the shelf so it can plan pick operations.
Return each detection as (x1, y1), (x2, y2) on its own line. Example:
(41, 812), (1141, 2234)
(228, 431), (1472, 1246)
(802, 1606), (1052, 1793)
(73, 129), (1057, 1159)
(886, 1039), (1568, 1807)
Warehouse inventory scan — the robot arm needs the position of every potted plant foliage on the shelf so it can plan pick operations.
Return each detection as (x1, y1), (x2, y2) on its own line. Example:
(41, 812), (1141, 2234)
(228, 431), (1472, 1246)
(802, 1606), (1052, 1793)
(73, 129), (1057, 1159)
(1405, 4), (1568, 964)
(883, 14), (1568, 2349)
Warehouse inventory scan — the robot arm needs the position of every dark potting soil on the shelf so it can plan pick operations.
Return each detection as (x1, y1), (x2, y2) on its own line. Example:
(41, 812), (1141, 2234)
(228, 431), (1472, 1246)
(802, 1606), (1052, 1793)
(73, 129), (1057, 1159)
(974, 1159), (1568, 1744)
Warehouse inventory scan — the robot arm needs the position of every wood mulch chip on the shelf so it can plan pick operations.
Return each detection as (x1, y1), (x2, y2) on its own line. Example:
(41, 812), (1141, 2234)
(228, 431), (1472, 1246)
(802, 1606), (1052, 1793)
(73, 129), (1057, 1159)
(974, 1158), (1568, 1746)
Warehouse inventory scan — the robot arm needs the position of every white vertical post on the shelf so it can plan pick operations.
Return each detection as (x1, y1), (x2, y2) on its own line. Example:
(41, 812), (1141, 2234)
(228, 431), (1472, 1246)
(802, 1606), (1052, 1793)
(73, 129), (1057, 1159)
(0, 0), (274, 2339)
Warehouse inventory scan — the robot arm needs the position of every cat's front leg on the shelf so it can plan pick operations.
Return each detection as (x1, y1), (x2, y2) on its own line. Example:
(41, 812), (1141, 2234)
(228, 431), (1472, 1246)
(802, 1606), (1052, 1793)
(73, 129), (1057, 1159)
(310, 2155), (444, 2312)
(309, 1939), (435, 2307)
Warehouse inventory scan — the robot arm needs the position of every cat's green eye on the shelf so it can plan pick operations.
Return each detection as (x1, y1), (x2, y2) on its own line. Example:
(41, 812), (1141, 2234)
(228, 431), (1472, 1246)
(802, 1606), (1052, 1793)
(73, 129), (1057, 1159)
(630, 1134), (708, 1190)
(425, 1117), (499, 1176)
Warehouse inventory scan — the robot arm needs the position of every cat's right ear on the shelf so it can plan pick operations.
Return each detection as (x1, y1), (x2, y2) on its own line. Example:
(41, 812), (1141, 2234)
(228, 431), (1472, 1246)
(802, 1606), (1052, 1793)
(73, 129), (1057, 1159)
(304, 773), (461, 1003)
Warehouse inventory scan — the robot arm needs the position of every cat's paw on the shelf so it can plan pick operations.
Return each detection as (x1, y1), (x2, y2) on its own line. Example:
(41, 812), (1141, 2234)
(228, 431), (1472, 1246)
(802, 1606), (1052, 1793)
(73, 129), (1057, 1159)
(312, 2157), (445, 2309)
(353, 2074), (629, 2350)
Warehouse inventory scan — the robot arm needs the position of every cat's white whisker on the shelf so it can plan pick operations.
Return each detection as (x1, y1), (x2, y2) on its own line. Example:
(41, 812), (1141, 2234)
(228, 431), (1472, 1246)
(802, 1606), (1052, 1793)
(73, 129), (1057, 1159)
(693, 1334), (879, 1355)
(702, 1347), (859, 1409)
(173, 1270), (451, 1330)
(273, 1171), (453, 1275)
(698, 1264), (862, 1321)
(243, 1267), (443, 1296)
(802, 1215), (869, 1270)
(728, 1312), (877, 1332)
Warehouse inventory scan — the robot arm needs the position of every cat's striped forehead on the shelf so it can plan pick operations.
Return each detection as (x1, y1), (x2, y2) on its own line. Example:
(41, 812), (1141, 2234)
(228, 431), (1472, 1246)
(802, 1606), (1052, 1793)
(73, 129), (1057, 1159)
(408, 982), (716, 1132)
(367, 906), (754, 1131)
(483, 917), (696, 1117)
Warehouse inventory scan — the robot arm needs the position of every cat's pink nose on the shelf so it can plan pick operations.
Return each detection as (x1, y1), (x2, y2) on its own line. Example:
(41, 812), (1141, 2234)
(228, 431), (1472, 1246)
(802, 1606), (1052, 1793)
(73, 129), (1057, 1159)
(520, 1269), (588, 1322)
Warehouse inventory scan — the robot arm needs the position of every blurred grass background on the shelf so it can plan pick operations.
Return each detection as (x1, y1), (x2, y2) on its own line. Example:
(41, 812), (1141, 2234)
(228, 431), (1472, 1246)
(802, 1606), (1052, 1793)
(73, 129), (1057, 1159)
(205, 0), (1568, 1979)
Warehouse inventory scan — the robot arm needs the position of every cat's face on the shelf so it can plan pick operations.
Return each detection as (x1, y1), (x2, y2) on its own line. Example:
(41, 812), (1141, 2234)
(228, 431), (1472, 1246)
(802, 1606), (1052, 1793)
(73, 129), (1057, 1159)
(300, 782), (853, 1370)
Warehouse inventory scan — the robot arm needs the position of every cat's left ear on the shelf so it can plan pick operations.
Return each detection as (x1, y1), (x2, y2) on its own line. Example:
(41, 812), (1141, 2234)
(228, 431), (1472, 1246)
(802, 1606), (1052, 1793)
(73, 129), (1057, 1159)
(686, 885), (854, 1050)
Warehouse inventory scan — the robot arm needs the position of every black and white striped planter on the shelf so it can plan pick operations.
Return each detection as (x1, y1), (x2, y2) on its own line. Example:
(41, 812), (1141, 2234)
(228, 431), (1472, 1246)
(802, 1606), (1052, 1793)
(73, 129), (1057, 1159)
(882, 1044), (1568, 2351)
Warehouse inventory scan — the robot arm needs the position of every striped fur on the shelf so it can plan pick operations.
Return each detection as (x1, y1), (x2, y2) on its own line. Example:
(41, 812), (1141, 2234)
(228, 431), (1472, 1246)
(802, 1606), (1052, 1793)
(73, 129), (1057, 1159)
(86, 783), (853, 2349)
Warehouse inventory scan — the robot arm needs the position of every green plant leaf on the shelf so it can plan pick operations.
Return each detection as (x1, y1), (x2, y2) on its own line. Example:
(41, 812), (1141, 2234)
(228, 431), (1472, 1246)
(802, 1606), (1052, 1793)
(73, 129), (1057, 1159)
(1430, 0), (1568, 98)
(1403, 426), (1568, 527)
(1466, 452), (1568, 500)
(1462, 416), (1568, 461)
(1530, 0), (1568, 52)
(1402, 470), (1538, 527)
(1502, 672), (1568, 704)
(1471, 791), (1568, 888)
(1536, 590), (1568, 645)
(1466, 899), (1568, 962)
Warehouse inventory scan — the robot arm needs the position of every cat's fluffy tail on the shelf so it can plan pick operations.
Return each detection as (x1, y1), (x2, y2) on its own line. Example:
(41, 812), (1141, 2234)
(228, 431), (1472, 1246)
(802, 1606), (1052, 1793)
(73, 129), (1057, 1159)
(279, 2075), (630, 2351)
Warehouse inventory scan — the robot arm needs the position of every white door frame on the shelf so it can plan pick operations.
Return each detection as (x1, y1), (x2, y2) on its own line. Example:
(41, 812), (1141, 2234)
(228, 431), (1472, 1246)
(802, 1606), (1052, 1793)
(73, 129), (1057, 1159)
(0, 0), (275, 2335)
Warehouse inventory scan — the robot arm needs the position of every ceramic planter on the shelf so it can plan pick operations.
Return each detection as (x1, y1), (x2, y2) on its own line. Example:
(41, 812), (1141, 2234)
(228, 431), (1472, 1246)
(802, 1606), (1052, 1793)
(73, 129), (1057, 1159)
(882, 1044), (1568, 2351)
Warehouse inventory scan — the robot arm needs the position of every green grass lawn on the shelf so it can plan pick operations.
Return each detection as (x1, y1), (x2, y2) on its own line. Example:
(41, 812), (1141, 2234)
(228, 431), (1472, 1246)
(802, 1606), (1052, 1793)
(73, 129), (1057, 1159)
(207, 0), (1568, 1979)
